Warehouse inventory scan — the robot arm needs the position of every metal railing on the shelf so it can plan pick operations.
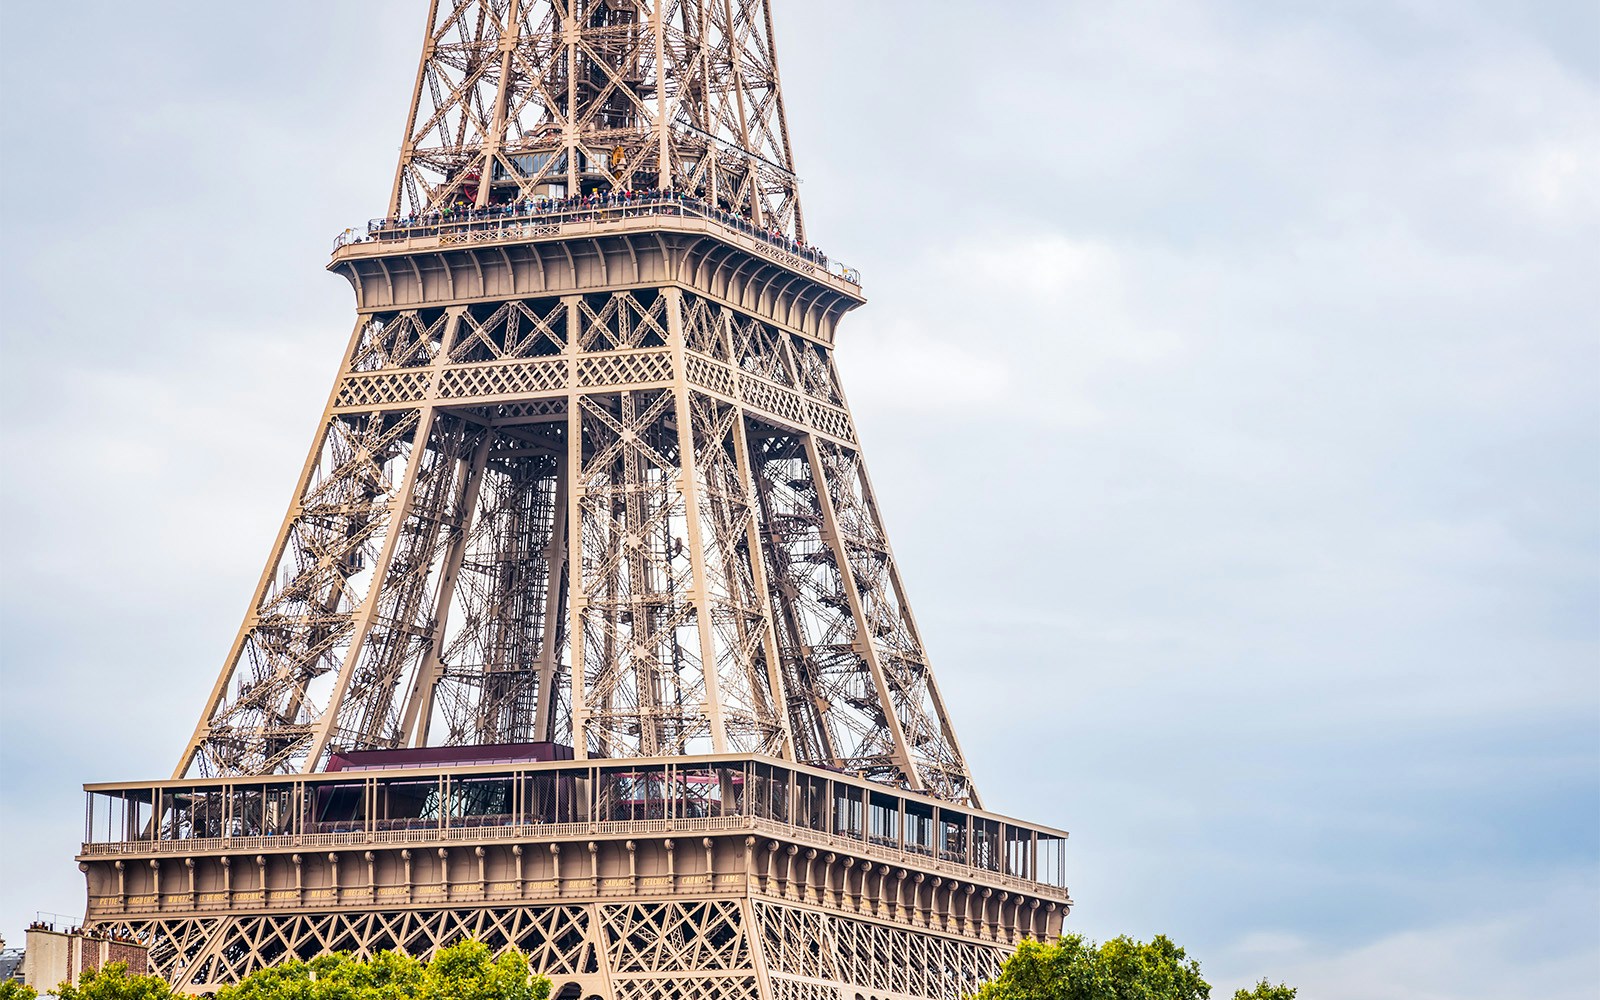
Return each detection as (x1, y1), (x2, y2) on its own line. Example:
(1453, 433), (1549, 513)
(80, 814), (1065, 896)
(333, 196), (863, 287)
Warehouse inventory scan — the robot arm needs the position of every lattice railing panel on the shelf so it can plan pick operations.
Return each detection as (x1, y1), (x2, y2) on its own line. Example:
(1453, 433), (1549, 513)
(686, 354), (740, 398)
(439, 359), (569, 399)
(336, 370), (433, 409)
(578, 350), (674, 388)
(805, 403), (855, 445)
(741, 376), (807, 427)
(350, 311), (446, 372)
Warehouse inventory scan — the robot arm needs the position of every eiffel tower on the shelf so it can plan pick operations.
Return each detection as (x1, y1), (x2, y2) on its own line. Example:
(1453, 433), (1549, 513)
(77, 3), (1071, 996)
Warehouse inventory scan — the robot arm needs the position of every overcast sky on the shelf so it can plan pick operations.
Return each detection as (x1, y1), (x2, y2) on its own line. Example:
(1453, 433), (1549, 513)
(1, 2), (1596, 997)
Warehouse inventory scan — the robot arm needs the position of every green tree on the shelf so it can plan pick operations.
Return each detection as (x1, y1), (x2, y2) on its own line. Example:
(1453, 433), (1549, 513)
(214, 941), (548, 1000)
(0, 981), (40, 1000)
(973, 934), (1212, 1000)
(53, 963), (177, 1000)
(1232, 981), (1296, 1000)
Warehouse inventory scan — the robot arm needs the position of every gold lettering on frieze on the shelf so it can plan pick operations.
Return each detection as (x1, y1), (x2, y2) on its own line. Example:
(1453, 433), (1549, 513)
(601, 877), (633, 888)
(377, 887), (409, 898)
(198, 892), (228, 903)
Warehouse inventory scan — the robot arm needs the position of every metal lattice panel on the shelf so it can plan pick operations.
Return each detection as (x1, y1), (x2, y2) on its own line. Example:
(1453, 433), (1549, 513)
(181, 283), (976, 803)
(176, 0), (978, 805)
(95, 894), (1010, 999)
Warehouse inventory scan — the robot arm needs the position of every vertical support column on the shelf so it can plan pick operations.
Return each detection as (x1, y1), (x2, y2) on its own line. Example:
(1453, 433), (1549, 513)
(564, 296), (590, 758)
(400, 429), (494, 746)
(718, 0), (760, 227)
(743, 893), (778, 1000)
(302, 309), (466, 771)
(532, 442), (570, 742)
(564, 7), (580, 195)
(301, 404), (438, 770)
(802, 434), (922, 791)
(758, 0), (803, 240)
(653, 0), (672, 192)
(388, 0), (442, 217)
(730, 411), (799, 761)
(668, 288), (730, 753)
(476, 0), (525, 208)
(853, 453), (979, 805)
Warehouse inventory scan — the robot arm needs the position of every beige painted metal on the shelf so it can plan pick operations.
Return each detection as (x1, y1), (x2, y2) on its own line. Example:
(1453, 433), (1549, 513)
(175, 0), (973, 793)
(99, 2), (1077, 996)
(81, 756), (1070, 996)
(388, 0), (804, 240)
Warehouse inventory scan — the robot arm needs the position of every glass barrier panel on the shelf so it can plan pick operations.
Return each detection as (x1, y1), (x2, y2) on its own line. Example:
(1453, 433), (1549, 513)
(752, 764), (792, 823)
(1038, 834), (1067, 888)
(375, 777), (441, 832)
(309, 779), (368, 834)
(674, 768), (741, 819)
(448, 777), (515, 828)
(89, 791), (153, 843)
(937, 810), (969, 866)
(794, 773), (829, 832)
(905, 800), (934, 857)
(971, 817), (1002, 872)
(597, 767), (670, 822)
(868, 792), (901, 849)
(1004, 825), (1034, 880)
(832, 782), (864, 840)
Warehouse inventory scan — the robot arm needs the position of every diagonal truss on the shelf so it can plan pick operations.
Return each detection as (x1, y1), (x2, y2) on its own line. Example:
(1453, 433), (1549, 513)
(390, 0), (804, 239)
(174, 0), (978, 806)
(177, 285), (979, 804)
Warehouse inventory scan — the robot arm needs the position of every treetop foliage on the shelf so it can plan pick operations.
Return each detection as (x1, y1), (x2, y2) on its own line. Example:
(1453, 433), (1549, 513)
(212, 940), (550, 1000)
(974, 935), (1210, 1000)
(2, 934), (1293, 1000)
(1230, 981), (1297, 1000)
(0, 943), (548, 1000)
(972, 934), (1296, 1000)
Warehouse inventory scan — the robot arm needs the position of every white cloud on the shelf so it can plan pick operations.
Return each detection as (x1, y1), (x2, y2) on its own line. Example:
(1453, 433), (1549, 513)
(1214, 880), (1600, 1000)
(2, 4), (1596, 997)
(837, 317), (1012, 413)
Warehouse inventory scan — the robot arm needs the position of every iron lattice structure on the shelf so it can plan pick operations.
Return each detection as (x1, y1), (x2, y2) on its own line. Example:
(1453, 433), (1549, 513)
(176, 0), (976, 807)
(390, 0), (803, 238)
(176, 278), (976, 801)
(78, 2), (1076, 996)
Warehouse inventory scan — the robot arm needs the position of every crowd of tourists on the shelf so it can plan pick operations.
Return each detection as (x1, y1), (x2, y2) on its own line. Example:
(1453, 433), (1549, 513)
(350, 186), (837, 273)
